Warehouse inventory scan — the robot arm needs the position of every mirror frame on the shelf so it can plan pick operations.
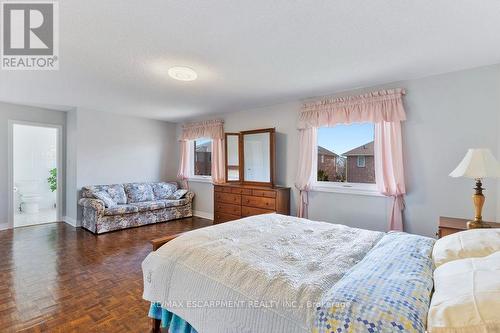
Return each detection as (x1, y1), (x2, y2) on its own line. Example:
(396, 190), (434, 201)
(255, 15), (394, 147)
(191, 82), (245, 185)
(240, 128), (275, 186)
(224, 133), (242, 183)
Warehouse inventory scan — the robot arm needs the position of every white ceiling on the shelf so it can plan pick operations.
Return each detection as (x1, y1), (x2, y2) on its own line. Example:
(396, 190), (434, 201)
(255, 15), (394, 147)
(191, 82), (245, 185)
(1, 0), (500, 122)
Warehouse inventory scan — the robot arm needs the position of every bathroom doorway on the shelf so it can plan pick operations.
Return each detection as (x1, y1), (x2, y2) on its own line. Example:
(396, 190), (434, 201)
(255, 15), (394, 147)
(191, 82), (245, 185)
(9, 122), (62, 228)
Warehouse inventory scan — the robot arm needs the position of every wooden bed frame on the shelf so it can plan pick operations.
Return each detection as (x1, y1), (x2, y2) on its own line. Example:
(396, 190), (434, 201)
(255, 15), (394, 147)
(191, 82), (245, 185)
(148, 233), (184, 333)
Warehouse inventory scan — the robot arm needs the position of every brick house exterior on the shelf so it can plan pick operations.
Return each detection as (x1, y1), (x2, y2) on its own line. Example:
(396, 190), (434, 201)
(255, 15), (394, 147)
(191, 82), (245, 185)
(317, 146), (338, 181)
(343, 141), (375, 183)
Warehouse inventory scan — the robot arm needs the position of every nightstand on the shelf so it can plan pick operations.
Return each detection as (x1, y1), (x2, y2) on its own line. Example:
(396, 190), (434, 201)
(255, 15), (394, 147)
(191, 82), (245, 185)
(438, 216), (500, 238)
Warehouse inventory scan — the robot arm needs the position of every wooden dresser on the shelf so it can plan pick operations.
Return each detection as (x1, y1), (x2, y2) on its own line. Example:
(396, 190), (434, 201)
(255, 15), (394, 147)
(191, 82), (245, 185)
(438, 216), (500, 238)
(214, 183), (291, 223)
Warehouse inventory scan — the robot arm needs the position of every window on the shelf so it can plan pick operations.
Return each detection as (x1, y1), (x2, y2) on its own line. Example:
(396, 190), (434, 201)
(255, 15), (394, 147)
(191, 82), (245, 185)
(190, 138), (212, 179)
(357, 156), (366, 168)
(315, 123), (378, 195)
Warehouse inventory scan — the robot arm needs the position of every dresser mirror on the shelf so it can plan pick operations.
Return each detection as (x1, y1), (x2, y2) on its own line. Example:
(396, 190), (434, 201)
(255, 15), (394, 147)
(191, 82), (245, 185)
(217, 128), (286, 224)
(225, 128), (275, 186)
(225, 133), (241, 182)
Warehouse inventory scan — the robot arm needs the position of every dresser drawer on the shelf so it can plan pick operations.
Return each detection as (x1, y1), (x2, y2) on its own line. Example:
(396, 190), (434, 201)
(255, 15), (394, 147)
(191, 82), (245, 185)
(241, 195), (276, 210)
(230, 187), (242, 194)
(215, 212), (240, 223)
(215, 202), (241, 216)
(252, 189), (276, 198)
(215, 192), (241, 205)
(241, 206), (274, 217)
(214, 186), (223, 192)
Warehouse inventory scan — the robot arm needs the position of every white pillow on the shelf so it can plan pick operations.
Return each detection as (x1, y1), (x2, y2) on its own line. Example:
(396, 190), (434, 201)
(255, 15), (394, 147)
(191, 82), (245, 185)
(428, 251), (500, 333)
(432, 228), (500, 267)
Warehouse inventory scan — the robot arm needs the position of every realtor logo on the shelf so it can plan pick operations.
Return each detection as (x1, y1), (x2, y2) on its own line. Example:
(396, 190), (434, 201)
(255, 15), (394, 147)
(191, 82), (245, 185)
(1, 1), (59, 70)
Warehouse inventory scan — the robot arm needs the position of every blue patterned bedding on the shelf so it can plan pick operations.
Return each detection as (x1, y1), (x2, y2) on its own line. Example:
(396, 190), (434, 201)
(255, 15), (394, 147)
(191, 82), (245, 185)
(313, 232), (435, 333)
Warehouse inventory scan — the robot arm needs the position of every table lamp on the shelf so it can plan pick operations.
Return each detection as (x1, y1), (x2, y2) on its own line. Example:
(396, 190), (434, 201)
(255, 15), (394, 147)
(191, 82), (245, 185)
(449, 148), (500, 229)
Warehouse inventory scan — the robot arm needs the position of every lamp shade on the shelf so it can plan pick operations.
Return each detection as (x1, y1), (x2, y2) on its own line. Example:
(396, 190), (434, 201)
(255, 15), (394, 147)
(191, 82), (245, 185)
(449, 148), (500, 179)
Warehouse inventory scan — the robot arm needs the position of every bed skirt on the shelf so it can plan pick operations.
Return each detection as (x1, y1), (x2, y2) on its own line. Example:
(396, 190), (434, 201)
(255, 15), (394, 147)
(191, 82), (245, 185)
(149, 303), (198, 333)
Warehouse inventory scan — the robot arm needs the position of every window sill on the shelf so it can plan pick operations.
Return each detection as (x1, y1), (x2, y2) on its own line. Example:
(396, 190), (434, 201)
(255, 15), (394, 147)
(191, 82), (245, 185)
(311, 183), (384, 197)
(187, 177), (213, 184)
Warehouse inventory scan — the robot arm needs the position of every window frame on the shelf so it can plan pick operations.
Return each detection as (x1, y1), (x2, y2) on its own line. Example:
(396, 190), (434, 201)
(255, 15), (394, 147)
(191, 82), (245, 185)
(357, 156), (366, 168)
(311, 127), (381, 197)
(188, 138), (213, 183)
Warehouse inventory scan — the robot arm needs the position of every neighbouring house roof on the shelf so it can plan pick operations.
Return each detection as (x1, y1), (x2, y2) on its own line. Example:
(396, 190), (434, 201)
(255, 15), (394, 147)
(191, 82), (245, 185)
(195, 141), (212, 152)
(342, 141), (374, 156)
(318, 146), (338, 157)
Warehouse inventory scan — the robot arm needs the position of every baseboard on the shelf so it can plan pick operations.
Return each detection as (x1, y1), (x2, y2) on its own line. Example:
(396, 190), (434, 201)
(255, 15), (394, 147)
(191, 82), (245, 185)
(62, 216), (79, 227)
(193, 210), (214, 220)
(0, 223), (11, 231)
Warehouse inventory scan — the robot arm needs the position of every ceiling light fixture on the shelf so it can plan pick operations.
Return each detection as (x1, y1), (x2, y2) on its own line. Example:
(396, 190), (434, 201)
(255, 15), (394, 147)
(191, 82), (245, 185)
(168, 66), (198, 81)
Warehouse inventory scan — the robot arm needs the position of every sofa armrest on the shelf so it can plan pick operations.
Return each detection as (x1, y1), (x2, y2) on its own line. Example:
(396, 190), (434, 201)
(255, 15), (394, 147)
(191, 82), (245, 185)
(184, 191), (195, 203)
(78, 198), (105, 215)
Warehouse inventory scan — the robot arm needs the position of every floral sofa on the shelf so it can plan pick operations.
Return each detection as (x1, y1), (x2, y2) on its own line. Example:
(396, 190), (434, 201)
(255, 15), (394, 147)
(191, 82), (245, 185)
(78, 182), (194, 234)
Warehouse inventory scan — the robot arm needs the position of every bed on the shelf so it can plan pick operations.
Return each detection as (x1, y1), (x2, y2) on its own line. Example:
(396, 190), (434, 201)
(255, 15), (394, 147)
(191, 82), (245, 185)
(142, 213), (436, 332)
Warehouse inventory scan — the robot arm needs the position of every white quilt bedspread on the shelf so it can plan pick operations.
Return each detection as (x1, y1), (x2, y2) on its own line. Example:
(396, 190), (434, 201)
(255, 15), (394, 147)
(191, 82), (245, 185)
(142, 213), (383, 333)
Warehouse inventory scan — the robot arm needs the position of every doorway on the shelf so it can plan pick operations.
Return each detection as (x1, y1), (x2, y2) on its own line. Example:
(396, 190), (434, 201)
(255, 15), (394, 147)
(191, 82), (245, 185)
(9, 122), (62, 228)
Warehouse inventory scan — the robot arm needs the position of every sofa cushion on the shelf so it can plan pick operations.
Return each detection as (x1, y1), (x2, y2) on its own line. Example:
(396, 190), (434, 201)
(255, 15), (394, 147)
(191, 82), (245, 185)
(151, 182), (178, 200)
(167, 189), (188, 200)
(104, 204), (139, 216)
(124, 183), (154, 203)
(130, 201), (166, 212)
(160, 198), (189, 208)
(93, 191), (117, 208)
(84, 184), (127, 204)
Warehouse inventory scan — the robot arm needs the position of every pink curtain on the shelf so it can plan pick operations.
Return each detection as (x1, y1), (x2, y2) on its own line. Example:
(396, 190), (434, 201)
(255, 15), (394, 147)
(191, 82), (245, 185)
(177, 140), (190, 189)
(211, 139), (225, 184)
(374, 121), (406, 231)
(295, 127), (317, 218)
(178, 119), (225, 186)
(180, 119), (224, 140)
(298, 89), (406, 129)
(296, 88), (407, 229)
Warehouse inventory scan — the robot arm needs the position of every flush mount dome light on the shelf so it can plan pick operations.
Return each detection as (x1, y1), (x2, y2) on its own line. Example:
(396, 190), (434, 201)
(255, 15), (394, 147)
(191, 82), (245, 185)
(168, 66), (198, 81)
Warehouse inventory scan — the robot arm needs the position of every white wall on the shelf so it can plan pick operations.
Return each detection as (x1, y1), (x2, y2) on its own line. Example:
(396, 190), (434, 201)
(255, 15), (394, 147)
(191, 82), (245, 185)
(65, 109), (178, 224)
(184, 64), (500, 237)
(65, 110), (78, 225)
(0, 102), (66, 230)
(13, 125), (58, 210)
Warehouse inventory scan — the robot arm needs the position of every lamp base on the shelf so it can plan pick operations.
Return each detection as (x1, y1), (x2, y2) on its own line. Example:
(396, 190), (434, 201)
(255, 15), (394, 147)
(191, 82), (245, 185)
(467, 220), (491, 229)
(467, 179), (489, 230)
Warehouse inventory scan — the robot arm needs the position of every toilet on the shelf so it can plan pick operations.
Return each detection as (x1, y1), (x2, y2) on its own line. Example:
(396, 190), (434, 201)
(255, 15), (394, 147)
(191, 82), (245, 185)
(16, 180), (42, 214)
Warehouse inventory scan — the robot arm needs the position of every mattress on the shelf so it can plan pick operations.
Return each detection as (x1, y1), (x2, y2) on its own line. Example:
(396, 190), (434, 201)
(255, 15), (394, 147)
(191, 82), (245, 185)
(142, 213), (384, 333)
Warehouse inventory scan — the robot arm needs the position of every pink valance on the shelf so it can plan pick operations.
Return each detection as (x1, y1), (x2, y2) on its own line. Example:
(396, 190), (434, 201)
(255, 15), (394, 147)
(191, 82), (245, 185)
(298, 88), (406, 129)
(178, 119), (226, 185)
(180, 119), (224, 141)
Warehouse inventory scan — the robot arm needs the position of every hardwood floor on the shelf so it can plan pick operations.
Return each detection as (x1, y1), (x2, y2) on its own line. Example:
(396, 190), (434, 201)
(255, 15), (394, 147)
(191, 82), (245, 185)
(0, 217), (213, 333)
